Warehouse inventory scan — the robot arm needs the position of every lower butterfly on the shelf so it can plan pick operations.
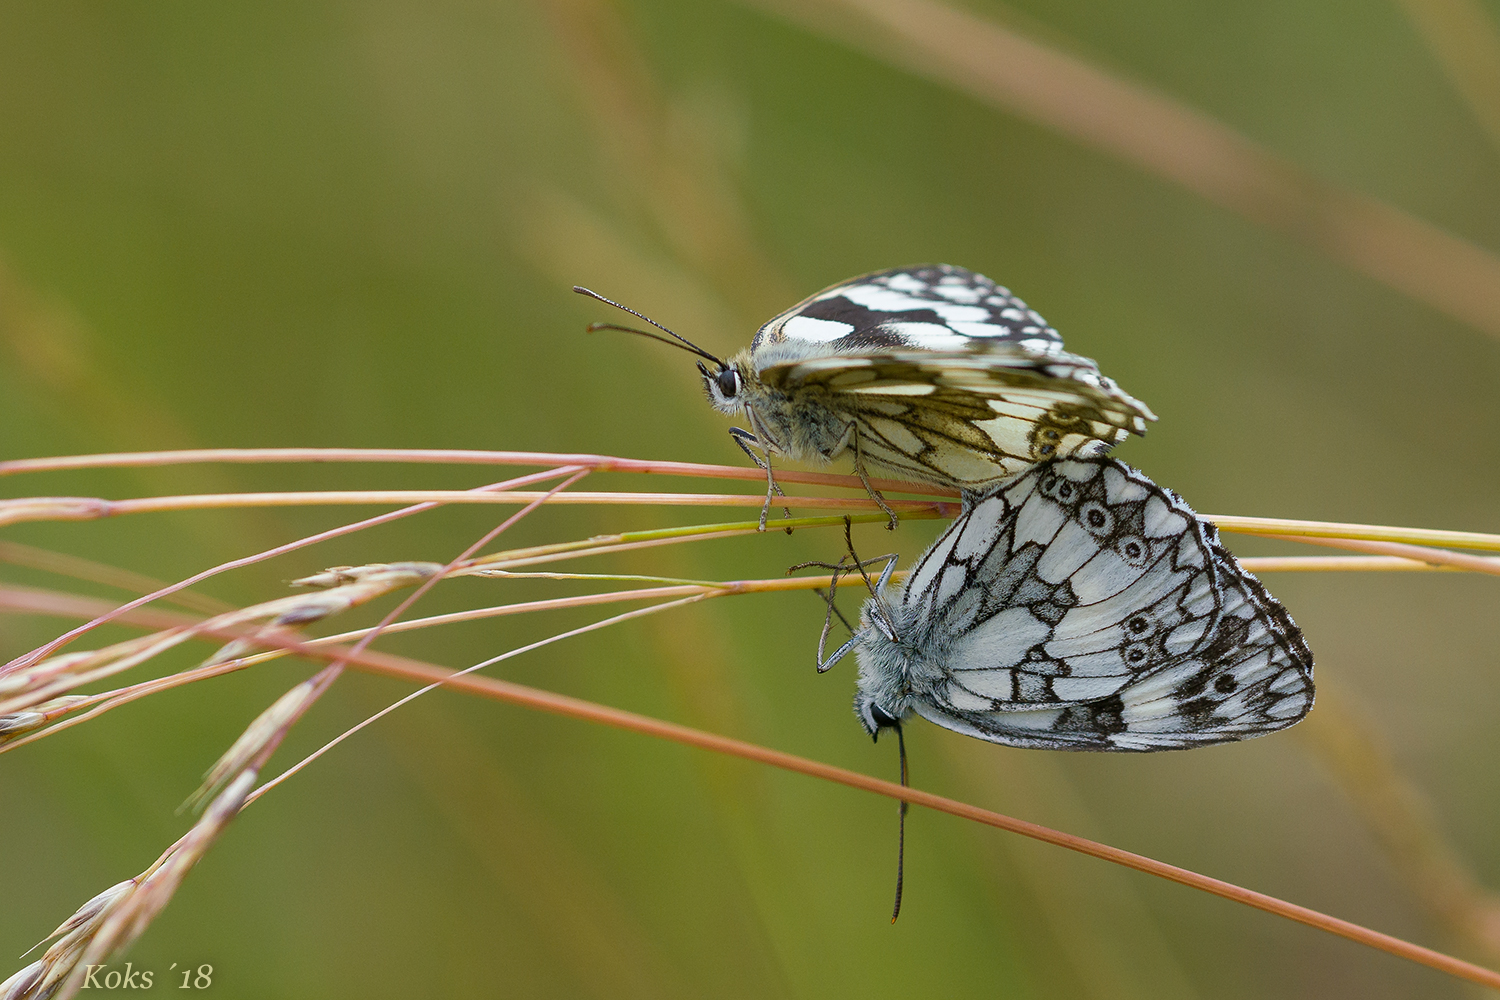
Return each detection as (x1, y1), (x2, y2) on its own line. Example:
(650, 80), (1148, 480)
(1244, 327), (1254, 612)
(821, 456), (1314, 750)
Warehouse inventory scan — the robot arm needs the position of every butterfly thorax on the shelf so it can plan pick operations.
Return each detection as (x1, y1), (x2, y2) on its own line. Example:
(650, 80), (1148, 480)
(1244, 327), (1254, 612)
(718, 348), (860, 464)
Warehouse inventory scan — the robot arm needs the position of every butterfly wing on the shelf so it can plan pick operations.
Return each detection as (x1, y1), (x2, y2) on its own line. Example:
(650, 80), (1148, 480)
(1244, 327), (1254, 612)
(752, 263), (1067, 356)
(783, 348), (1153, 487)
(1055, 542), (1315, 750)
(888, 458), (1313, 750)
(750, 265), (1154, 488)
(916, 545), (1315, 751)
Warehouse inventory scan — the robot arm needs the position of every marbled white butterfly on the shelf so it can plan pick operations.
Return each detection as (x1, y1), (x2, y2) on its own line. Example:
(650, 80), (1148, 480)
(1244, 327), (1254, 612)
(577, 265), (1155, 528)
(822, 456), (1314, 750)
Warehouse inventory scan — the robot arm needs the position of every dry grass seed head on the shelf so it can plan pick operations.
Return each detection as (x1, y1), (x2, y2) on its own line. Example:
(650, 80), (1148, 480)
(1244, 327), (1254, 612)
(185, 681), (318, 812)
(4, 451), (1500, 990)
(52, 771), (256, 1000)
(0, 879), (134, 1000)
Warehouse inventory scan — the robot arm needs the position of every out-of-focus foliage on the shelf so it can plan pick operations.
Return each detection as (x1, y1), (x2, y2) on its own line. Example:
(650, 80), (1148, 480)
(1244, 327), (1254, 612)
(1, 1), (1498, 997)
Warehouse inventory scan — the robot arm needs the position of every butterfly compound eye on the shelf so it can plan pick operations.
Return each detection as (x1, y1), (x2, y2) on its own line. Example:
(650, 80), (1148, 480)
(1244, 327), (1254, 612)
(713, 368), (740, 399)
(855, 696), (901, 739)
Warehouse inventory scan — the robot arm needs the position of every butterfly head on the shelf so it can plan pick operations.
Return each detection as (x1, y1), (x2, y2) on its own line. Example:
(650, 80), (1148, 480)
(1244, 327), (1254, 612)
(852, 600), (912, 741)
(855, 694), (903, 741)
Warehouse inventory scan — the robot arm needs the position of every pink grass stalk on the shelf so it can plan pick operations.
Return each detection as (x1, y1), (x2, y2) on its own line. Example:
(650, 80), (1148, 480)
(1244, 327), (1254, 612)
(8, 587), (1498, 990)
(0, 464), (587, 675)
(5, 447), (1500, 992)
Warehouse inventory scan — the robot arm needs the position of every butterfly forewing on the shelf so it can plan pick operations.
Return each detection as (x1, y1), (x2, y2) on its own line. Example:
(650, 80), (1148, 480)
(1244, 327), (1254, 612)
(753, 264), (1066, 355)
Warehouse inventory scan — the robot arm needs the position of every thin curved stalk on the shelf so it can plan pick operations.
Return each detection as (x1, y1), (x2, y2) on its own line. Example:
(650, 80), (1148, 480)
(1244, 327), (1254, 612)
(1207, 514), (1500, 552)
(263, 636), (1500, 991)
(0, 446), (957, 497)
(4, 581), (1498, 986)
(0, 466), (585, 674)
(0, 490), (954, 527)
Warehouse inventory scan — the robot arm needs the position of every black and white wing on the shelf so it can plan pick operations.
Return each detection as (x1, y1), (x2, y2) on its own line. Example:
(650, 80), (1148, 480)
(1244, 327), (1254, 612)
(989, 541), (1315, 751)
(889, 457), (1313, 750)
(750, 265), (1155, 489)
(752, 263), (1067, 356)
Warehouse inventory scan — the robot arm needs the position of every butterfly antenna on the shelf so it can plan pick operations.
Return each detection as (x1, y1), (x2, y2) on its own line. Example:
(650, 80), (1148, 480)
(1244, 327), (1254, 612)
(584, 321), (715, 357)
(892, 721), (909, 924)
(573, 286), (725, 367)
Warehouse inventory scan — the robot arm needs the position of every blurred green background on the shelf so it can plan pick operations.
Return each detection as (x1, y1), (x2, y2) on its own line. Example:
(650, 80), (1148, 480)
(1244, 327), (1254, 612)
(2, 1), (1499, 997)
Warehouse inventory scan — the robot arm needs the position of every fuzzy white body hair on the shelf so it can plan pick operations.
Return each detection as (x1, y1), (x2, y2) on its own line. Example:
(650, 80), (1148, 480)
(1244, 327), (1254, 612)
(713, 347), (858, 464)
(851, 596), (933, 735)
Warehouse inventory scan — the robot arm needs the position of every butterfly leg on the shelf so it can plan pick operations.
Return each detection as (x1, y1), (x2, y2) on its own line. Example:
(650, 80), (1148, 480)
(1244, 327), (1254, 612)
(729, 426), (791, 531)
(842, 515), (900, 597)
(789, 518), (896, 671)
(840, 516), (900, 640)
(851, 431), (899, 530)
(788, 553), (857, 670)
(818, 631), (864, 673)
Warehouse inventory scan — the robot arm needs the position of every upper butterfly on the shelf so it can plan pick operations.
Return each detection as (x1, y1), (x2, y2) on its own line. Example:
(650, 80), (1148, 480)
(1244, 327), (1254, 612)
(577, 264), (1156, 527)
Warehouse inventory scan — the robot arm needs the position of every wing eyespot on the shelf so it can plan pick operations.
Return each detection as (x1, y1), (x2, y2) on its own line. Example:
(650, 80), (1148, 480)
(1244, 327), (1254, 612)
(1115, 535), (1150, 567)
(1079, 501), (1114, 536)
(1039, 472), (1081, 505)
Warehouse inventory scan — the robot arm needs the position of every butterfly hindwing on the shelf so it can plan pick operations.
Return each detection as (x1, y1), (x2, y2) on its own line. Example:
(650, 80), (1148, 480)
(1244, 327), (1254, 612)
(830, 358), (1153, 492)
(858, 457), (1314, 751)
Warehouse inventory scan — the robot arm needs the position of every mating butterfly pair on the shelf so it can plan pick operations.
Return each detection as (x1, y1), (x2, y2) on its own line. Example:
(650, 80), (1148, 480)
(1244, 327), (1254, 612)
(577, 265), (1312, 751)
